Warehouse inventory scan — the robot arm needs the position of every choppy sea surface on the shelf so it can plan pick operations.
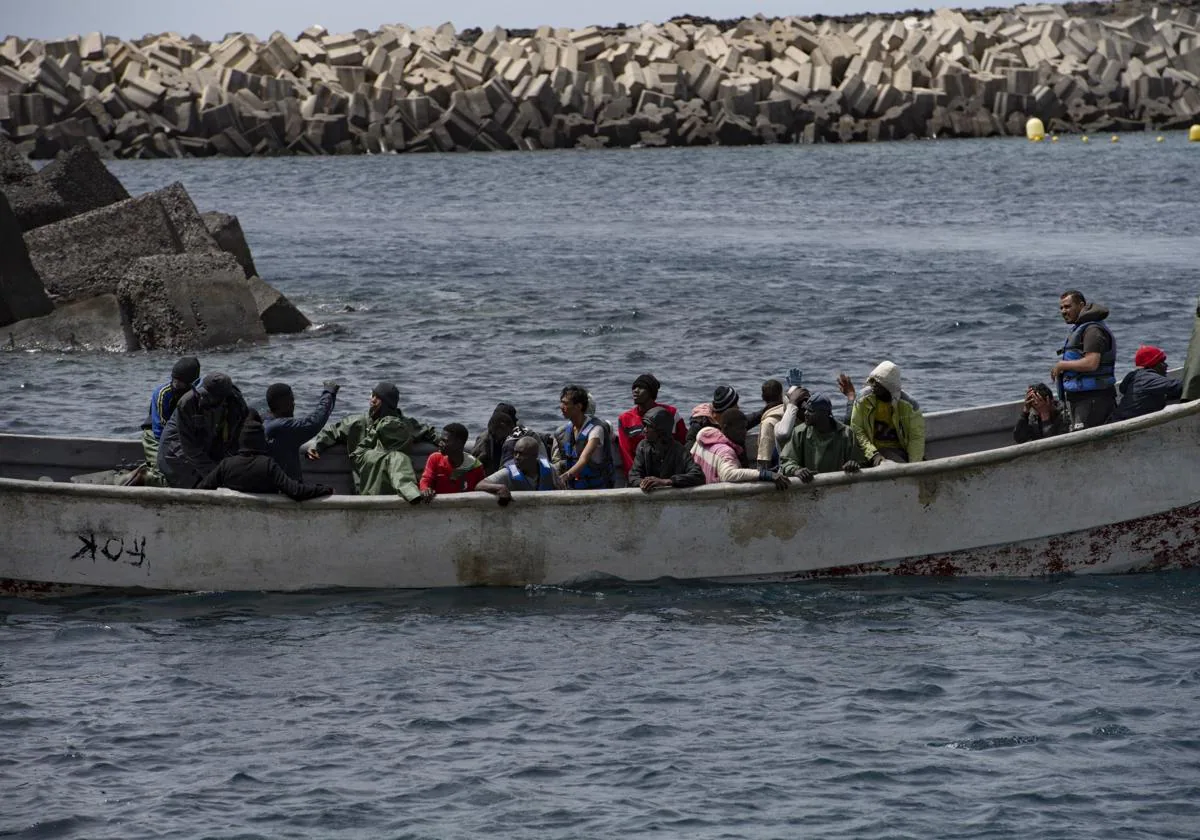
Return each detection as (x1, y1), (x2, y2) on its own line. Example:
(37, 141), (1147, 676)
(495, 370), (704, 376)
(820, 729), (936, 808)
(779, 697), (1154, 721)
(3, 137), (1200, 838)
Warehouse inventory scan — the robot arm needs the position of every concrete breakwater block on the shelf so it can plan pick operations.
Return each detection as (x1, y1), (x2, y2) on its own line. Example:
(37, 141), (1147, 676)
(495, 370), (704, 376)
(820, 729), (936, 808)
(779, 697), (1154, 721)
(23, 194), (183, 301)
(150, 181), (221, 253)
(246, 274), (311, 334)
(0, 190), (53, 326)
(202, 211), (258, 278)
(0, 135), (70, 230)
(117, 252), (268, 351)
(36, 145), (130, 218)
(3, 293), (134, 352)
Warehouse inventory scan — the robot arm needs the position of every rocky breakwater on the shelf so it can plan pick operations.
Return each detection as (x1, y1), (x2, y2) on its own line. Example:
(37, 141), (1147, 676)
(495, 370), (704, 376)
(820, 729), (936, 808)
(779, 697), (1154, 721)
(3, 3), (1200, 156)
(0, 136), (309, 351)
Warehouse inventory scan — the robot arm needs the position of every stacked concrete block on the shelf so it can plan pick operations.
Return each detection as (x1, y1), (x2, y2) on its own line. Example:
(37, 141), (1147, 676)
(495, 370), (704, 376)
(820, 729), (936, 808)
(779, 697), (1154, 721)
(0, 190), (54, 326)
(3, 6), (1200, 156)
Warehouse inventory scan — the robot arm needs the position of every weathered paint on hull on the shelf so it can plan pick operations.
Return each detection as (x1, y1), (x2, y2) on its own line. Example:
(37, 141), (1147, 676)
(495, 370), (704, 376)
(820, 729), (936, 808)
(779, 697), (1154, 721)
(1, 401), (1199, 595)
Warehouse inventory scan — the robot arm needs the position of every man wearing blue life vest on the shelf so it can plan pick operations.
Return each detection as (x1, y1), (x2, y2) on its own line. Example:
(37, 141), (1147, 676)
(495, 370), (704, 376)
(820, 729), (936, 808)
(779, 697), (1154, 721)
(1050, 290), (1117, 430)
(477, 435), (565, 505)
(128, 356), (201, 486)
(553, 384), (616, 489)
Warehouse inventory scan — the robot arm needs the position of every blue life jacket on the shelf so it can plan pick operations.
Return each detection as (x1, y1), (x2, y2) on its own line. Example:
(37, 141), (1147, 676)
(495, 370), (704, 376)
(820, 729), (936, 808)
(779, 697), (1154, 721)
(506, 459), (557, 491)
(560, 417), (614, 489)
(1060, 320), (1116, 393)
(144, 382), (177, 439)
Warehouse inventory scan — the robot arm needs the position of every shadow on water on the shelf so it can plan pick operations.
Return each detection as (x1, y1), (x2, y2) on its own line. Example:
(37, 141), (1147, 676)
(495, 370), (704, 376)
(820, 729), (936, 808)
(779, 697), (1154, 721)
(4, 568), (1198, 625)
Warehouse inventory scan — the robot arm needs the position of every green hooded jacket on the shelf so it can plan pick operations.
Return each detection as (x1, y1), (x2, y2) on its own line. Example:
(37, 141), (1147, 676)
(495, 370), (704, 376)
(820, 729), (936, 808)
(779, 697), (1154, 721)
(849, 393), (926, 463)
(779, 421), (867, 476)
(313, 410), (436, 499)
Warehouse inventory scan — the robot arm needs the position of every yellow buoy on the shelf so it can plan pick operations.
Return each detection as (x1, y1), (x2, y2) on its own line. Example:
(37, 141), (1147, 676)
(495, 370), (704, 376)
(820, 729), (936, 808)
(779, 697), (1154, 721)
(1025, 117), (1046, 142)
(1051, 135), (1059, 143)
(1111, 135), (1120, 143)
(1157, 136), (1165, 142)
(1190, 125), (1200, 142)
(1082, 135), (1090, 143)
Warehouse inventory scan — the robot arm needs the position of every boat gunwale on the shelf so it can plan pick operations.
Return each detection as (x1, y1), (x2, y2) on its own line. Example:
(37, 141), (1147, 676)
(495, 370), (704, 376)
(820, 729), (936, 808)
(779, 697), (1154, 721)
(2, 398), (1196, 510)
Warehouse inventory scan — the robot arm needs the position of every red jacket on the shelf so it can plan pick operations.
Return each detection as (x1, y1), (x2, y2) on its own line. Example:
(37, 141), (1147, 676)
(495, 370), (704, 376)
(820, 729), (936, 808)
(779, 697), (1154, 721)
(616, 403), (687, 471)
(419, 452), (485, 494)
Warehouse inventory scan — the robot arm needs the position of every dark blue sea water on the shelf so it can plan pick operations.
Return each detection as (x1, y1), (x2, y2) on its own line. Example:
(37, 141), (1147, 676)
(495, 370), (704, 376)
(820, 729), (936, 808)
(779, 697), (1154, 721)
(4, 575), (1200, 838)
(4, 136), (1200, 838)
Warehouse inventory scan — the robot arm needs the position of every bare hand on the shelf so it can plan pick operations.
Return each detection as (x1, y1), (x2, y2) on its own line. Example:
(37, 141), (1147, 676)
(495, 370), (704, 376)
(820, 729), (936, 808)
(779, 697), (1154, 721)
(1029, 392), (1053, 421)
(871, 453), (885, 467)
(305, 448), (320, 461)
(798, 467), (815, 484)
(420, 488), (436, 502)
(496, 487), (512, 506)
(639, 477), (671, 493)
(837, 373), (856, 401)
(772, 472), (791, 490)
(842, 460), (861, 474)
(1049, 364), (1062, 381)
(788, 387), (811, 407)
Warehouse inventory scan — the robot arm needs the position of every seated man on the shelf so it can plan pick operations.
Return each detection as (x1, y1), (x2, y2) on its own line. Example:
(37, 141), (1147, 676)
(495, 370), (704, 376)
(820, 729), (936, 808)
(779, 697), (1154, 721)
(199, 413), (333, 501)
(771, 385), (812, 453)
(132, 356), (200, 486)
(755, 378), (787, 469)
(849, 361), (926, 464)
(472, 408), (517, 475)
(263, 380), (339, 480)
(1111, 345), (1183, 422)
(779, 393), (867, 482)
(691, 408), (790, 489)
(627, 406), (705, 492)
(553, 384), (616, 489)
(1013, 383), (1069, 443)
(158, 372), (249, 489)
(419, 423), (486, 500)
(478, 435), (565, 506)
(307, 382), (436, 503)
(616, 373), (687, 473)
(685, 384), (739, 449)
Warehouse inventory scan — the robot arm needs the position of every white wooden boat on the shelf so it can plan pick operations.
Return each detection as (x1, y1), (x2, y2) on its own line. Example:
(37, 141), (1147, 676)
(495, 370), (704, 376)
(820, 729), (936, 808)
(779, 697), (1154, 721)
(1, 395), (1198, 597)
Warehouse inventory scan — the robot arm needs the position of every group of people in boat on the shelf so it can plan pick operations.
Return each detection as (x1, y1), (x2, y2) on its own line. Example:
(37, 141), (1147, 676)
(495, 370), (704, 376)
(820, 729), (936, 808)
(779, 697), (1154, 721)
(127, 289), (1183, 504)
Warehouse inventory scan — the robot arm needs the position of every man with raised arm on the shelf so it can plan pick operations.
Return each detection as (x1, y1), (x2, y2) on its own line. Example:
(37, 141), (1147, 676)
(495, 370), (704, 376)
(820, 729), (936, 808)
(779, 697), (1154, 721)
(306, 382), (436, 503)
(263, 380), (339, 480)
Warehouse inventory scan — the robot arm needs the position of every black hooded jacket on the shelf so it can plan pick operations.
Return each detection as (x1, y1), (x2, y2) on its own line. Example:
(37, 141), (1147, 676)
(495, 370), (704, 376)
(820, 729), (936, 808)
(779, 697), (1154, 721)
(158, 378), (250, 488)
(198, 421), (333, 501)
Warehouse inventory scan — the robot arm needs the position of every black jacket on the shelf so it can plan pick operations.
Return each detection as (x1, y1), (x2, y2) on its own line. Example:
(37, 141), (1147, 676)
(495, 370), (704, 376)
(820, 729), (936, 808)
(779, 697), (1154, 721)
(627, 440), (705, 488)
(198, 422), (332, 500)
(158, 384), (249, 488)
(198, 453), (332, 500)
(1111, 369), (1183, 422)
(264, 387), (337, 480)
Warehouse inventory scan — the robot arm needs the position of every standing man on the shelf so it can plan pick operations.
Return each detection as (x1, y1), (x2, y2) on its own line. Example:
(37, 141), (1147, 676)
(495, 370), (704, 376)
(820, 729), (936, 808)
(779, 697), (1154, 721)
(616, 373), (687, 473)
(1051, 290), (1117, 430)
(134, 355), (200, 486)
(157, 372), (249, 489)
(263, 381), (339, 480)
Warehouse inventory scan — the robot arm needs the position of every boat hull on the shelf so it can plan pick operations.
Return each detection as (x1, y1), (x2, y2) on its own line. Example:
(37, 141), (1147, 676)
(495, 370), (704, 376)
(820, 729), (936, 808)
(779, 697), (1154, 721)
(2, 401), (1199, 594)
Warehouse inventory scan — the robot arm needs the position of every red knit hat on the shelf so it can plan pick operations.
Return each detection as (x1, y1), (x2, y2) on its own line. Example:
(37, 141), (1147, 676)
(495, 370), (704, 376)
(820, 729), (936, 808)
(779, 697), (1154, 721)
(1134, 346), (1167, 368)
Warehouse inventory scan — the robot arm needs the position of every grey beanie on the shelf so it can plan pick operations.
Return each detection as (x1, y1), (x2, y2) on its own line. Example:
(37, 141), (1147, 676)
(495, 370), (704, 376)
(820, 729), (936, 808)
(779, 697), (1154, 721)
(643, 406), (675, 436)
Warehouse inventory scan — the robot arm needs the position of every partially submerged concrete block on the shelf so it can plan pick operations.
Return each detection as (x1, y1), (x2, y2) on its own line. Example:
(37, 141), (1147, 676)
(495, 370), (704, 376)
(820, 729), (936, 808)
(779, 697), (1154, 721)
(149, 181), (220, 252)
(246, 274), (310, 334)
(200, 210), (258, 277)
(3, 293), (134, 352)
(24, 194), (183, 301)
(118, 252), (267, 351)
(36, 145), (130, 217)
(0, 190), (54, 326)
